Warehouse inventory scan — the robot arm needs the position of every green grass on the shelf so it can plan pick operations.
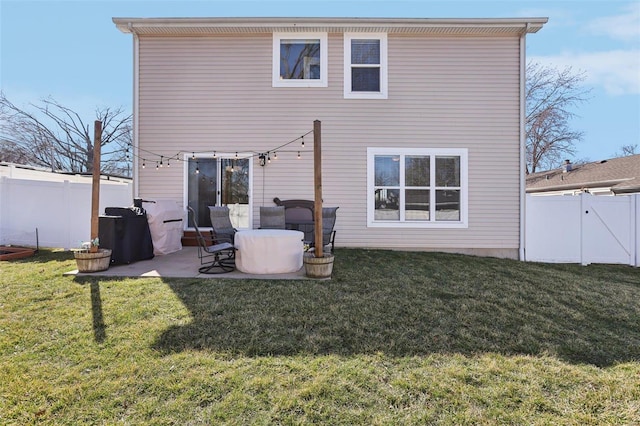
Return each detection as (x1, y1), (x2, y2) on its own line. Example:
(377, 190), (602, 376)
(1, 249), (639, 424)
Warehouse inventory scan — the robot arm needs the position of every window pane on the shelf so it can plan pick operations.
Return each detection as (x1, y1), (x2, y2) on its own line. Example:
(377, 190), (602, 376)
(221, 158), (250, 228)
(436, 156), (460, 187)
(352, 67), (380, 92)
(374, 188), (400, 221)
(405, 155), (430, 186)
(435, 190), (460, 221)
(187, 158), (217, 227)
(280, 39), (320, 80)
(405, 189), (430, 221)
(375, 155), (399, 186)
(351, 39), (380, 64)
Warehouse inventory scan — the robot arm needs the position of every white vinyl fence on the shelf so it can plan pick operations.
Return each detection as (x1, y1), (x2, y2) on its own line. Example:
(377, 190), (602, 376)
(0, 176), (132, 249)
(525, 193), (639, 266)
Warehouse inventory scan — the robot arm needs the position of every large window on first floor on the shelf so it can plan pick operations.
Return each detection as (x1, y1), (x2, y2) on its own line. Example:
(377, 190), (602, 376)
(185, 154), (252, 229)
(367, 147), (468, 228)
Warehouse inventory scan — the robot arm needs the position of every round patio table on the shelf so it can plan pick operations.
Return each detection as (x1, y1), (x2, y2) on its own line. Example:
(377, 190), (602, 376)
(234, 229), (304, 274)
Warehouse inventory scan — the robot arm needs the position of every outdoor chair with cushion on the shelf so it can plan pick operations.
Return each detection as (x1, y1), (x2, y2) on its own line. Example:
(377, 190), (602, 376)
(208, 205), (237, 245)
(187, 206), (235, 274)
(259, 206), (286, 229)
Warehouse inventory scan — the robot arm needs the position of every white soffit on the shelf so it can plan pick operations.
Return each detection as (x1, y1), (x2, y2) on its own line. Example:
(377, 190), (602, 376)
(113, 17), (548, 36)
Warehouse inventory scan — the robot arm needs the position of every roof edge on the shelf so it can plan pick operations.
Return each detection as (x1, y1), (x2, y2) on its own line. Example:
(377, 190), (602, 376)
(113, 16), (548, 35)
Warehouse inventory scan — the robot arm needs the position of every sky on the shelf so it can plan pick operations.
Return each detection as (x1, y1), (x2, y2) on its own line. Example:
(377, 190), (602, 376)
(1, 0), (639, 164)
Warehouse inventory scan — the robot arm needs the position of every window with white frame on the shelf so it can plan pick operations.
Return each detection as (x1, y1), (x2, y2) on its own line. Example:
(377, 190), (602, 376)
(367, 148), (468, 227)
(344, 33), (388, 99)
(273, 32), (328, 87)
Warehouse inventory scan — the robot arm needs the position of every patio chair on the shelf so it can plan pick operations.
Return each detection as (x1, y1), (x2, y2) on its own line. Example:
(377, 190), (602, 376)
(310, 207), (339, 253)
(259, 206), (286, 229)
(208, 205), (237, 245)
(187, 206), (235, 274)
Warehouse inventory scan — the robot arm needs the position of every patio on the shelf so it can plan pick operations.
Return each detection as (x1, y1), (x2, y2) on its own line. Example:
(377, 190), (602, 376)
(65, 246), (309, 280)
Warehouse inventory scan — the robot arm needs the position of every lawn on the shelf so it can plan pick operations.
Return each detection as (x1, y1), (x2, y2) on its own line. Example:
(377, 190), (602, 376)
(1, 249), (639, 424)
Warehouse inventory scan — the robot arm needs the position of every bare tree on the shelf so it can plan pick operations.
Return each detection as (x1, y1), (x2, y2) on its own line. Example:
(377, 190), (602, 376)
(0, 92), (132, 176)
(613, 144), (638, 157)
(525, 62), (591, 174)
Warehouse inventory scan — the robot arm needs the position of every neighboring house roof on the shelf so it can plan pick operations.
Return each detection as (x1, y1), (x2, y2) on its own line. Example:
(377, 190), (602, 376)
(526, 155), (640, 195)
(113, 17), (547, 36)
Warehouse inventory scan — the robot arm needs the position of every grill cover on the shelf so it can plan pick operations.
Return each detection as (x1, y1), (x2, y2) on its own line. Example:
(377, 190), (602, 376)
(144, 200), (184, 255)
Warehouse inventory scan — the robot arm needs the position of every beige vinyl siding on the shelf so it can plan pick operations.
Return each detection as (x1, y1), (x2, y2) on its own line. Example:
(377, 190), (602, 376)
(137, 32), (521, 255)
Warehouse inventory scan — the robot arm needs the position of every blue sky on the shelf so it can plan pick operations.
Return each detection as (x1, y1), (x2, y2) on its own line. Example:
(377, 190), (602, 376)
(1, 0), (638, 163)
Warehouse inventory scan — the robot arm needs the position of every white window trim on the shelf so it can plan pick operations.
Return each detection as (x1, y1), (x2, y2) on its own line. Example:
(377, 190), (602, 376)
(367, 147), (468, 228)
(344, 32), (388, 99)
(273, 32), (328, 88)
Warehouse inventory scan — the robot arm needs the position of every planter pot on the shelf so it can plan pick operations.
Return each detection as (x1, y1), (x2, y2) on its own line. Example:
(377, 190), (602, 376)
(303, 252), (334, 279)
(74, 249), (112, 273)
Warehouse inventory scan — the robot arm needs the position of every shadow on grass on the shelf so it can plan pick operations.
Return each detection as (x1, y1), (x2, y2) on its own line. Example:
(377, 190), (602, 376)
(151, 250), (640, 367)
(74, 276), (107, 343)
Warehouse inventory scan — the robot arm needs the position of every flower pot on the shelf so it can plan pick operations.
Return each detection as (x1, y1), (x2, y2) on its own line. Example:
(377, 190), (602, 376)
(74, 249), (112, 273)
(303, 252), (334, 279)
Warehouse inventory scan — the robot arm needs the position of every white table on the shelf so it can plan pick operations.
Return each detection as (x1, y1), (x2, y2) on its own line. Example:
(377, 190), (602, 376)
(234, 229), (304, 274)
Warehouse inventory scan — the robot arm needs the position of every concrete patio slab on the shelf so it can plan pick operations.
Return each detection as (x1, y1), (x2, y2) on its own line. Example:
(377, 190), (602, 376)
(65, 246), (311, 280)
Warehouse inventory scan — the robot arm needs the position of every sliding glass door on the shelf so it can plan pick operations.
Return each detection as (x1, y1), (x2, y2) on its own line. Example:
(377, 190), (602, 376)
(187, 156), (250, 229)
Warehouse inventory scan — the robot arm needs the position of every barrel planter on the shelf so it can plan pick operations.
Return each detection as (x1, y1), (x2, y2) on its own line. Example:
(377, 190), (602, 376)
(74, 249), (112, 273)
(303, 252), (334, 279)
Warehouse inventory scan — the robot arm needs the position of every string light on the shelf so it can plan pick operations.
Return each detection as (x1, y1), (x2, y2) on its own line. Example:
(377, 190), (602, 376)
(130, 128), (313, 174)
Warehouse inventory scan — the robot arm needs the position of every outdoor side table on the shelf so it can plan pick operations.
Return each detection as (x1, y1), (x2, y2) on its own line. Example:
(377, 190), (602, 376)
(234, 229), (304, 274)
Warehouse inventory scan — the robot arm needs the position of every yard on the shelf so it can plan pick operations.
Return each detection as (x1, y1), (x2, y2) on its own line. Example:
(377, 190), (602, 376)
(1, 249), (639, 424)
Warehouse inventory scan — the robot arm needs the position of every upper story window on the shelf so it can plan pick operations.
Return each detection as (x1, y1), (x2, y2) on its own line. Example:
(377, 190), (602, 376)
(367, 148), (468, 228)
(344, 33), (388, 99)
(273, 32), (328, 87)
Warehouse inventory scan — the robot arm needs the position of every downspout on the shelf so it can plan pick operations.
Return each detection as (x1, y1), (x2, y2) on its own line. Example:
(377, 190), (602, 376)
(519, 23), (529, 261)
(129, 22), (140, 198)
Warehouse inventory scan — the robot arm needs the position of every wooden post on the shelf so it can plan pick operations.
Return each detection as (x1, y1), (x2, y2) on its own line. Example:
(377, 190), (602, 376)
(313, 120), (323, 258)
(90, 120), (102, 253)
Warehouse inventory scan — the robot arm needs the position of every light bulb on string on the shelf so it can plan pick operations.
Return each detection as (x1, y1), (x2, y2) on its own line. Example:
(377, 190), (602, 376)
(156, 162), (159, 170)
(297, 151), (301, 159)
(274, 152), (277, 160)
(195, 161), (200, 174)
(235, 152), (238, 158)
(142, 159), (146, 169)
(192, 152), (196, 160)
(301, 136), (305, 147)
(213, 151), (217, 158)
(167, 158), (170, 167)
(267, 154), (271, 164)
(160, 156), (163, 168)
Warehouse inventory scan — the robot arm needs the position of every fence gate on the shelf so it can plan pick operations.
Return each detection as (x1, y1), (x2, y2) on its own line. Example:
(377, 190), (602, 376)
(525, 193), (638, 266)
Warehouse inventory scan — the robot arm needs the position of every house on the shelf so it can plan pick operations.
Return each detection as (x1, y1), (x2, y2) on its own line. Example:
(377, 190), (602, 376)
(113, 16), (547, 259)
(526, 155), (640, 196)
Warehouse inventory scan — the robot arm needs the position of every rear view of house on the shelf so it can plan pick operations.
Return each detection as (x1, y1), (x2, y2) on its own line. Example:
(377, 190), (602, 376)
(113, 17), (547, 259)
